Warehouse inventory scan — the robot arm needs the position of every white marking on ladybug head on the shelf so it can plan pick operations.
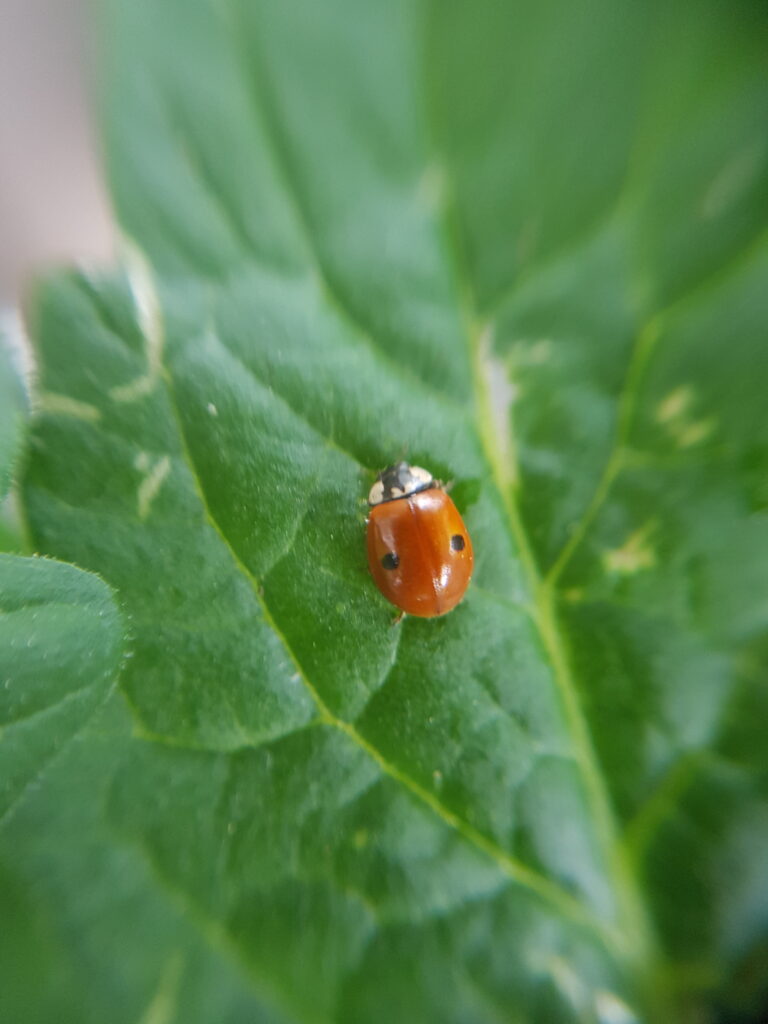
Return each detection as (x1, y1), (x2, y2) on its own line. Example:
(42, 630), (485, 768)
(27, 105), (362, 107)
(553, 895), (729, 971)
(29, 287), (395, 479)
(368, 480), (385, 505)
(369, 462), (437, 505)
(409, 465), (433, 488)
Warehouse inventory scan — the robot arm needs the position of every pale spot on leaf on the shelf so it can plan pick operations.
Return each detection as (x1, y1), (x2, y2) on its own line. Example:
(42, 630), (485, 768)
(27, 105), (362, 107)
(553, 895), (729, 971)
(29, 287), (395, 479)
(137, 455), (171, 520)
(480, 324), (518, 486)
(37, 392), (101, 423)
(595, 989), (639, 1024)
(656, 386), (717, 449)
(137, 952), (184, 1024)
(656, 386), (692, 425)
(541, 954), (588, 1011)
(676, 418), (716, 449)
(603, 523), (657, 575)
(110, 373), (156, 404)
(122, 236), (164, 379)
(417, 161), (448, 212)
(105, 241), (165, 407)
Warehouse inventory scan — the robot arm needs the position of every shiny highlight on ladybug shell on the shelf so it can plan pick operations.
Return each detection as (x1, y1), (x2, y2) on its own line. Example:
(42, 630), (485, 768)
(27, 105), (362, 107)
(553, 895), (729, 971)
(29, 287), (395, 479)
(366, 462), (474, 618)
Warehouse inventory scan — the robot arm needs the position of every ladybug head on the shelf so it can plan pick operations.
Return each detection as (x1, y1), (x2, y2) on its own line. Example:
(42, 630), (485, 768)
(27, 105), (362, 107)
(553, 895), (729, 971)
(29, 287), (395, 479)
(368, 461), (435, 506)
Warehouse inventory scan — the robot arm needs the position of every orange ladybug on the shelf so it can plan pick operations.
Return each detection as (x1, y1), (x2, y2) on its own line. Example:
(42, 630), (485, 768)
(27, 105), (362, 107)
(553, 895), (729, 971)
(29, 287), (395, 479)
(366, 461), (474, 618)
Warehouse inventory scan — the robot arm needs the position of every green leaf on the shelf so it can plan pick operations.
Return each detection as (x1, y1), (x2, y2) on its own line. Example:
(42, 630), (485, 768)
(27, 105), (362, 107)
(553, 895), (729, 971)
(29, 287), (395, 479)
(0, 553), (124, 824)
(12, 0), (768, 1020)
(0, 548), (283, 1022)
(0, 693), (294, 1024)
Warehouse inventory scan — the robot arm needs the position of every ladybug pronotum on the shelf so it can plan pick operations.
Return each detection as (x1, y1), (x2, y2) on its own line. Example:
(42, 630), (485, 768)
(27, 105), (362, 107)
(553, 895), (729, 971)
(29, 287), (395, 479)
(366, 461), (474, 618)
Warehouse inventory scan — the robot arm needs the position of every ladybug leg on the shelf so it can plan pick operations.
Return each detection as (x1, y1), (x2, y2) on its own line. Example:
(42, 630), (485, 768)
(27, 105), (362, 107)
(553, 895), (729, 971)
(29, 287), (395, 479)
(391, 610), (406, 627)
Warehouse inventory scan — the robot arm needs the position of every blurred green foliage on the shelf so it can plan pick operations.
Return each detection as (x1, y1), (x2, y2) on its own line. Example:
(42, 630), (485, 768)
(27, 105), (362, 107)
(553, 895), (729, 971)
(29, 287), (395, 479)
(1, 0), (768, 1021)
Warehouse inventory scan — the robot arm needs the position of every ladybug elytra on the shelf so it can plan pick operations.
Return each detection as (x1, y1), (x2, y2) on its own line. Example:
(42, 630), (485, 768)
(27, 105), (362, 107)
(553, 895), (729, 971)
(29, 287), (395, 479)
(366, 461), (474, 618)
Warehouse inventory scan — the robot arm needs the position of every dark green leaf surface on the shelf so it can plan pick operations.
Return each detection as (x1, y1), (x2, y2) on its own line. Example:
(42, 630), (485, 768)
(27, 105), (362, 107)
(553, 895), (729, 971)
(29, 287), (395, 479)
(0, 554), (124, 825)
(9, 0), (768, 1020)
(0, 694), (292, 1024)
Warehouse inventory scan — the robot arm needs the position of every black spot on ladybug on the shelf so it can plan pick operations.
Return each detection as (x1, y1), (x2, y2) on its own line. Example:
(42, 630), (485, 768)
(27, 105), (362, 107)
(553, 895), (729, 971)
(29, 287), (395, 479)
(451, 534), (465, 552)
(381, 552), (400, 570)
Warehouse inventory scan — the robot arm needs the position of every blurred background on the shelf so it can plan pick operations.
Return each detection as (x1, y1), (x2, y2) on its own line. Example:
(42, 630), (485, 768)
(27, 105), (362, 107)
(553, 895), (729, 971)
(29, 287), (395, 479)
(0, 0), (113, 305)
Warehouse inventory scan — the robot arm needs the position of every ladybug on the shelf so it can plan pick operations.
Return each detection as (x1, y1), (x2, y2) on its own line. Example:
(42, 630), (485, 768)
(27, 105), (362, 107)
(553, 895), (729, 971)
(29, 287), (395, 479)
(366, 461), (474, 618)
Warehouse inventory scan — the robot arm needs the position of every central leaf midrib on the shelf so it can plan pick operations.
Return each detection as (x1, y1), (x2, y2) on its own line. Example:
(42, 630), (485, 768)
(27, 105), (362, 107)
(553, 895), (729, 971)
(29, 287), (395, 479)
(461, 256), (658, 980)
(422, 116), (661, 984)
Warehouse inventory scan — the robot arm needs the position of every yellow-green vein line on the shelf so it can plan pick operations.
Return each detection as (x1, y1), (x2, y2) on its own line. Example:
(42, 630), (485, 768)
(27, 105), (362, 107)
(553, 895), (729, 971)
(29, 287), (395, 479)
(543, 316), (662, 589)
(468, 308), (656, 971)
(544, 224), (768, 590)
(623, 751), (711, 863)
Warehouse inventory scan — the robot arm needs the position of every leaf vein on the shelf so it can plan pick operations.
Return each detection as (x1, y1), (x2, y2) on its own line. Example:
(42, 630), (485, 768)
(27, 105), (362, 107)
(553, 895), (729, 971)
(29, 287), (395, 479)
(544, 224), (768, 588)
(0, 683), (115, 831)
